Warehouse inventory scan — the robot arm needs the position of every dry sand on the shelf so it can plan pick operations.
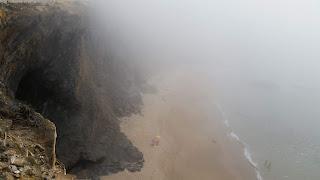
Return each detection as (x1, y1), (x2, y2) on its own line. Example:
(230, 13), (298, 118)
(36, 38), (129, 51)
(102, 64), (257, 180)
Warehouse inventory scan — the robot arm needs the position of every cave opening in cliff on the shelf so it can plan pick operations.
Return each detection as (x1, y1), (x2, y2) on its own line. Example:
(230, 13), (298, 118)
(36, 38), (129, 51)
(15, 68), (77, 128)
(16, 69), (54, 113)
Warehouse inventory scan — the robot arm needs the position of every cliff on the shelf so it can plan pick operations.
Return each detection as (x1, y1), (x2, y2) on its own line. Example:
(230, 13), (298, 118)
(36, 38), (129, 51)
(0, 1), (144, 179)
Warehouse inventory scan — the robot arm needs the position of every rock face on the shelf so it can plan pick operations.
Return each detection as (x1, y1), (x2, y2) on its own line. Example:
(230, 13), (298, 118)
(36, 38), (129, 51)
(0, 2), (144, 179)
(0, 91), (65, 179)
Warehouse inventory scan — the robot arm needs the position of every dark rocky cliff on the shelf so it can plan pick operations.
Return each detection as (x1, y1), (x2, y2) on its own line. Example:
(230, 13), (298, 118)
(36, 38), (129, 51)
(0, 2), (143, 179)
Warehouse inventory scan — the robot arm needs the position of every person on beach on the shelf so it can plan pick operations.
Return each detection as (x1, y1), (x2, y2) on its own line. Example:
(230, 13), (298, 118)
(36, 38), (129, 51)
(152, 136), (160, 147)
(264, 160), (271, 171)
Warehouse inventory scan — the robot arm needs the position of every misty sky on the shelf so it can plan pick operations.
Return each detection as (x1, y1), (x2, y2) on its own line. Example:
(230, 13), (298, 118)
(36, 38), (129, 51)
(91, 0), (320, 87)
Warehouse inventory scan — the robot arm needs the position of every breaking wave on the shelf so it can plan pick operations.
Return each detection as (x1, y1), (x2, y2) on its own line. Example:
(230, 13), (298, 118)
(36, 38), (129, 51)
(215, 102), (263, 180)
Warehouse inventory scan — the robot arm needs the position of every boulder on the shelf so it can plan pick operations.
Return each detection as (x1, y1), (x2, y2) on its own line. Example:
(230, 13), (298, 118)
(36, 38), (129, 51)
(10, 155), (25, 166)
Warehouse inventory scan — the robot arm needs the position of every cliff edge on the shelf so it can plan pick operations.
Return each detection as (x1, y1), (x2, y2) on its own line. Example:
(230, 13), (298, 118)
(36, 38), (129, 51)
(0, 1), (144, 179)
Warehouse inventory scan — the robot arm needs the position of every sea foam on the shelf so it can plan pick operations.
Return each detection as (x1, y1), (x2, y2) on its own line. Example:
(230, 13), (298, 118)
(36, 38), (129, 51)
(244, 147), (258, 167)
(230, 132), (240, 141)
(231, 132), (263, 180)
(215, 102), (263, 180)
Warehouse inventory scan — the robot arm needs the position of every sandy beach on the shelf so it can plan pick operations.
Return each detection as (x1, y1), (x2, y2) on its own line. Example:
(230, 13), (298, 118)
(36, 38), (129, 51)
(102, 65), (256, 180)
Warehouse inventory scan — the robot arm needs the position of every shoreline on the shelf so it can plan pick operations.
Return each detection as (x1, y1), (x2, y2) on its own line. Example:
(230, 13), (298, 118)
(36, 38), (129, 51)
(216, 102), (263, 180)
(102, 64), (257, 180)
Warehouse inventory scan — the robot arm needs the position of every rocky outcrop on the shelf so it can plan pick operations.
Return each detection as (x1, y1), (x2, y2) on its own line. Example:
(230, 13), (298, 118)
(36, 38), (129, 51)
(0, 87), (65, 179)
(0, 2), (143, 179)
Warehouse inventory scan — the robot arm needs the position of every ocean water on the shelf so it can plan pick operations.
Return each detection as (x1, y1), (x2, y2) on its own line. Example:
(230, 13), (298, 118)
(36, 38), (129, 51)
(209, 62), (320, 180)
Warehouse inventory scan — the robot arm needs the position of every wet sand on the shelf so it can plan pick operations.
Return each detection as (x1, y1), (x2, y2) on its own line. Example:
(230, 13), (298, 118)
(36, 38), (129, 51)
(102, 64), (256, 180)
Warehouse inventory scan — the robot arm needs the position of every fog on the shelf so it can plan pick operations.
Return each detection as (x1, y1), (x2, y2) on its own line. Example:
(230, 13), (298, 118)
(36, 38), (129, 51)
(90, 0), (320, 86)
(90, 1), (320, 179)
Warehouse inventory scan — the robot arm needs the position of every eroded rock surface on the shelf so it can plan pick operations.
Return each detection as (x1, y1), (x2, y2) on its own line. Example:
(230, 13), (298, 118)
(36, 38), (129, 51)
(0, 90), (65, 179)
